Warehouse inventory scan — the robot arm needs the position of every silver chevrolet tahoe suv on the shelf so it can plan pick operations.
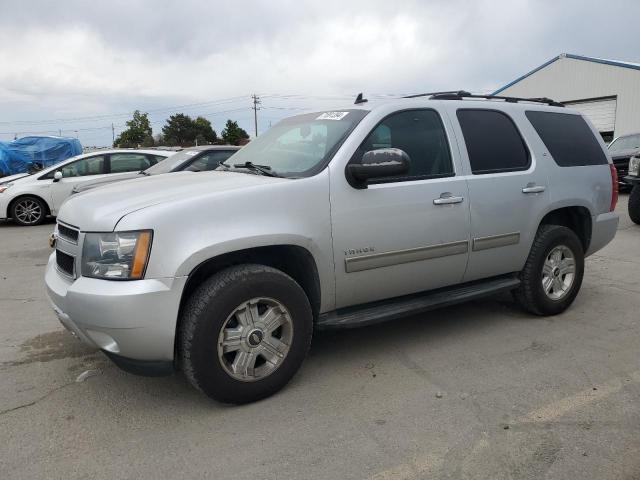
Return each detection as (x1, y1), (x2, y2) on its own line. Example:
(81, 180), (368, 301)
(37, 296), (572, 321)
(45, 92), (619, 404)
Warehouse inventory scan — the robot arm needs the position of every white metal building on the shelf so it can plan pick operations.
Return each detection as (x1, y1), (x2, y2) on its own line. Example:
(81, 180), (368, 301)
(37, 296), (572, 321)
(493, 53), (640, 142)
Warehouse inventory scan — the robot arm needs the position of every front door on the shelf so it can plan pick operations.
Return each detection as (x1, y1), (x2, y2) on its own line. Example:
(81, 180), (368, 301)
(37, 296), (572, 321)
(330, 108), (471, 308)
(49, 154), (107, 213)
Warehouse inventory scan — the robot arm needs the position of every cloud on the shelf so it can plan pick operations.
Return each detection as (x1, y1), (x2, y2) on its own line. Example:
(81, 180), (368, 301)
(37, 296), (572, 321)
(0, 0), (639, 145)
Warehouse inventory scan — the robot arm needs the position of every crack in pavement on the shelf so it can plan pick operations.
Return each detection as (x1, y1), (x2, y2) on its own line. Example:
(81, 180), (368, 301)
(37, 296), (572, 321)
(0, 381), (76, 417)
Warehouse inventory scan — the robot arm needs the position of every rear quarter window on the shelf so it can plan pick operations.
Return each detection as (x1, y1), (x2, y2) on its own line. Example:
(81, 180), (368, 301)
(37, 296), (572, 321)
(525, 111), (608, 167)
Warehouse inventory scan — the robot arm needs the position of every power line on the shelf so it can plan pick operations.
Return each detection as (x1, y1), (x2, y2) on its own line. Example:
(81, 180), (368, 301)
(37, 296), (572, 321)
(0, 95), (251, 126)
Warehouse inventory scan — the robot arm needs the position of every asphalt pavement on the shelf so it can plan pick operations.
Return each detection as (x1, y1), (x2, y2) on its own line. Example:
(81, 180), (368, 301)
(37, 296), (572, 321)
(0, 195), (638, 479)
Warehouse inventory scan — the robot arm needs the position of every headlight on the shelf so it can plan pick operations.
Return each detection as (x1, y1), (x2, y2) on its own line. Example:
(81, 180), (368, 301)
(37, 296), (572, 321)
(629, 156), (640, 177)
(0, 182), (13, 193)
(81, 230), (153, 280)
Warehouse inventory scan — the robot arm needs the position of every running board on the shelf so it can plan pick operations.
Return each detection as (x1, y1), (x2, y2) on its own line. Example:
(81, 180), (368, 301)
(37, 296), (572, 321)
(317, 275), (520, 329)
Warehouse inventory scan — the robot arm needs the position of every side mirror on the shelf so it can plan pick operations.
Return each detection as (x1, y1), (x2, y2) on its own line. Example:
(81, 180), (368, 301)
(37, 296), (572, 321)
(346, 148), (410, 188)
(53, 171), (63, 182)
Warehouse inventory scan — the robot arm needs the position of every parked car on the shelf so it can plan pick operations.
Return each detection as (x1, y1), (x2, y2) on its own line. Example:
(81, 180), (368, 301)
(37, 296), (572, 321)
(0, 149), (174, 226)
(608, 133), (640, 190)
(71, 145), (241, 194)
(624, 155), (640, 224)
(45, 93), (619, 404)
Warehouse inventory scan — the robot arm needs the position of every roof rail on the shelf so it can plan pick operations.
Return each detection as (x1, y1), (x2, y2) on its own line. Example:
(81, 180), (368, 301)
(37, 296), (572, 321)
(426, 90), (564, 107)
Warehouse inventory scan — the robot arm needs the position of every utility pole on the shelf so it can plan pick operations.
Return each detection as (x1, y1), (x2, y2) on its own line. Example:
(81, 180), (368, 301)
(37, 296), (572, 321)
(59, 129), (62, 136)
(251, 94), (261, 137)
(111, 123), (115, 145)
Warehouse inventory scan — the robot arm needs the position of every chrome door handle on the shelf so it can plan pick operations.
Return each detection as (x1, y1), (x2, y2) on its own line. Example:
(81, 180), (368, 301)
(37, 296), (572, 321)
(522, 185), (546, 194)
(433, 194), (464, 205)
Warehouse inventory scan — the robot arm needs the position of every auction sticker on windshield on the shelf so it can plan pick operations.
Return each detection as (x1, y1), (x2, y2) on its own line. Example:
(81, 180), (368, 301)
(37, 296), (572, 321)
(316, 111), (349, 121)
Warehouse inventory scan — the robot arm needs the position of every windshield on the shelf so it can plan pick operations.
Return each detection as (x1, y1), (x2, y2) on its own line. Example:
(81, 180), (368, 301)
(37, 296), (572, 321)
(144, 150), (195, 174)
(225, 109), (368, 177)
(609, 134), (640, 152)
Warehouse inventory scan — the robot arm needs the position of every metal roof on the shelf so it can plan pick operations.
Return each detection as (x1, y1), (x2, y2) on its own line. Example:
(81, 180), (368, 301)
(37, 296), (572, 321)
(492, 53), (640, 95)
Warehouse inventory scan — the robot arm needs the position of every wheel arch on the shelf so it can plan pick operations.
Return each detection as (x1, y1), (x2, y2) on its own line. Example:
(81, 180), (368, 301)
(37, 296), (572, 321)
(7, 193), (52, 219)
(538, 205), (592, 252)
(175, 244), (322, 349)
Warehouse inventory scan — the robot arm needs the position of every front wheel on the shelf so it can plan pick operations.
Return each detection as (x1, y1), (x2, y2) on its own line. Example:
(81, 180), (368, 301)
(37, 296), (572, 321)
(11, 196), (47, 226)
(629, 185), (640, 225)
(514, 225), (584, 316)
(179, 264), (313, 404)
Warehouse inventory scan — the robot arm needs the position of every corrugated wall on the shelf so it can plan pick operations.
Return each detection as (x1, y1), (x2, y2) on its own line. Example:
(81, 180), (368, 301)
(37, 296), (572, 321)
(496, 57), (640, 137)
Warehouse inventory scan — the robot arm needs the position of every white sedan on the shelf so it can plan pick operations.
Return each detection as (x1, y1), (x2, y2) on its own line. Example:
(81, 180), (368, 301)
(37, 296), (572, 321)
(0, 149), (175, 226)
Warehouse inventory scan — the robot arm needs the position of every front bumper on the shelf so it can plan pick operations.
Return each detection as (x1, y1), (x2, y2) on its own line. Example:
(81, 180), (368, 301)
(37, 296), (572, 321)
(586, 212), (619, 256)
(45, 252), (187, 372)
(623, 175), (640, 186)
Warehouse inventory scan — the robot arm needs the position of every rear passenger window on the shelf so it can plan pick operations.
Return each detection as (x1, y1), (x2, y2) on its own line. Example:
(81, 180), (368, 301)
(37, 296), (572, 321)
(109, 153), (152, 173)
(525, 111), (608, 167)
(355, 109), (454, 182)
(457, 109), (530, 174)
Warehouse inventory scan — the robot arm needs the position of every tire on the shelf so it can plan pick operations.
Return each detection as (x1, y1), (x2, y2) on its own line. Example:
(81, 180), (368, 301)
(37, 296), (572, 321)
(629, 185), (640, 225)
(514, 225), (584, 316)
(179, 264), (313, 404)
(11, 196), (47, 226)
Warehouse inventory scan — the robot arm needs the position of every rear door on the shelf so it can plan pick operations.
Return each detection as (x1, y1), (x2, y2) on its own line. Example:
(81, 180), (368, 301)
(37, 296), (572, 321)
(448, 107), (550, 282)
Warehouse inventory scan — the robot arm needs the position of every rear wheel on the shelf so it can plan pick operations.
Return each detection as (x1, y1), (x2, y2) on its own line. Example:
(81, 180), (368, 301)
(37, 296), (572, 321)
(514, 225), (584, 316)
(180, 264), (313, 404)
(629, 185), (640, 225)
(11, 196), (47, 226)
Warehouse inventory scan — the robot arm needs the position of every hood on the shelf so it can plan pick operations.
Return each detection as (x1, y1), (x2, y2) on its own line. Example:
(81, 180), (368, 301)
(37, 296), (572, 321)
(58, 170), (287, 231)
(609, 148), (640, 161)
(72, 171), (141, 193)
(0, 173), (30, 184)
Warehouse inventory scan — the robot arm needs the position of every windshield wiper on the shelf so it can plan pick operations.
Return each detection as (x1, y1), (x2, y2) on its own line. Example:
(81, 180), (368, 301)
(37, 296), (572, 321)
(139, 170), (150, 176)
(232, 161), (281, 177)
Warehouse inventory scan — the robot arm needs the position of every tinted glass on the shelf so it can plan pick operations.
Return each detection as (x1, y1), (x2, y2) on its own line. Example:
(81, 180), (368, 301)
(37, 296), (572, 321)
(457, 110), (529, 174)
(109, 153), (152, 173)
(356, 109), (453, 180)
(526, 111), (608, 167)
(183, 150), (237, 172)
(59, 155), (105, 177)
(608, 133), (640, 152)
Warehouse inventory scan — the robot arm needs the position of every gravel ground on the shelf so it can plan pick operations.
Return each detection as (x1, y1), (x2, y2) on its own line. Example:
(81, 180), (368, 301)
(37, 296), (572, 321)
(0, 195), (638, 480)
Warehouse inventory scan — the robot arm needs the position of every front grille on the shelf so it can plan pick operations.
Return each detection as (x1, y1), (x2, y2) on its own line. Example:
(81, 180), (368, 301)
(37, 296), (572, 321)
(57, 222), (79, 243)
(56, 250), (75, 277)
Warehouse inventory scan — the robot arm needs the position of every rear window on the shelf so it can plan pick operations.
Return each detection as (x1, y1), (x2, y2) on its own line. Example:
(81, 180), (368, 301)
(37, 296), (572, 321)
(525, 111), (608, 167)
(457, 109), (530, 174)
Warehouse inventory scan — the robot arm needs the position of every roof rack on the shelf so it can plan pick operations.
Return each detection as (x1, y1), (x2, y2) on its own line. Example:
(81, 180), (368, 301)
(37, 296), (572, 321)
(413, 90), (564, 107)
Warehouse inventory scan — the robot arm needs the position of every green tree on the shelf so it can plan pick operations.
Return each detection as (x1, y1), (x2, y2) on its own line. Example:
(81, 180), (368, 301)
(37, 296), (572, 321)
(113, 110), (152, 147)
(193, 116), (217, 144)
(221, 120), (249, 145)
(161, 114), (217, 146)
(162, 114), (196, 146)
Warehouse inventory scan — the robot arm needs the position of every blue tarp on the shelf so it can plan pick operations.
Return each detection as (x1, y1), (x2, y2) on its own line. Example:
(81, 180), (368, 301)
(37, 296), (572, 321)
(0, 136), (83, 176)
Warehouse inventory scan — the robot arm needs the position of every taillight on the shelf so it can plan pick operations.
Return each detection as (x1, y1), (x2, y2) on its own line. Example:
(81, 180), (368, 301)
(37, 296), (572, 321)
(610, 164), (618, 212)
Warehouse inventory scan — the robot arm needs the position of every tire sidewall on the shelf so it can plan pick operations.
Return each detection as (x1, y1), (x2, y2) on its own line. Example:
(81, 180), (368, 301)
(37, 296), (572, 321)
(529, 227), (584, 314)
(629, 185), (640, 225)
(12, 196), (46, 226)
(187, 268), (312, 404)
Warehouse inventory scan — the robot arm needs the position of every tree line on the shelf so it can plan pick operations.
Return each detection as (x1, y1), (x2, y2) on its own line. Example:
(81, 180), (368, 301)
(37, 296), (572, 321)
(114, 110), (250, 148)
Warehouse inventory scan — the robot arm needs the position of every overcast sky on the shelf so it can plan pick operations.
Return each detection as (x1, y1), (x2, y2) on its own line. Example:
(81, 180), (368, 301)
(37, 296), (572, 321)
(1, 0), (638, 146)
